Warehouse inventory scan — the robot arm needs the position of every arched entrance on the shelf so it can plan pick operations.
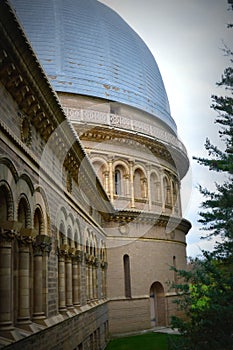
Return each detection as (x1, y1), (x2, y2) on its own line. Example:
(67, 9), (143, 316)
(150, 282), (166, 327)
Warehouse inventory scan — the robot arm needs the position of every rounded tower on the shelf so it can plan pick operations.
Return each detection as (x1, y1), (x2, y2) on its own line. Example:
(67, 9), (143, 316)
(12, 0), (191, 333)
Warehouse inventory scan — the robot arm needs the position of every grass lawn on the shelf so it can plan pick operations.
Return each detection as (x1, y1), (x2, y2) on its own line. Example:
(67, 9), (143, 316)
(105, 332), (175, 350)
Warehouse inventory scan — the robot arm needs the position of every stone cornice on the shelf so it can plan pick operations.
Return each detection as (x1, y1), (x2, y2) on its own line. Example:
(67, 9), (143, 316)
(106, 210), (191, 235)
(79, 126), (175, 165)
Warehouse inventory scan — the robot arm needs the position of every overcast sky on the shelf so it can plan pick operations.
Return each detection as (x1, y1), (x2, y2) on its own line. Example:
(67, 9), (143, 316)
(100, 0), (232, 257)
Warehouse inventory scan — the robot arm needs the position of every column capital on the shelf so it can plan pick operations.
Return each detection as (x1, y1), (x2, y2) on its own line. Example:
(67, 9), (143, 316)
(33, 234), (52, 256)
(101, 261), (108, 269)
(74, 249), (83, 262)
(0, 228), (15, 243)
(17, 234), (33, 247)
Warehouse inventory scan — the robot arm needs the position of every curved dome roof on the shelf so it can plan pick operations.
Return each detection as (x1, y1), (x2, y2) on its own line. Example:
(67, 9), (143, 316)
(11, 0), (177, 133)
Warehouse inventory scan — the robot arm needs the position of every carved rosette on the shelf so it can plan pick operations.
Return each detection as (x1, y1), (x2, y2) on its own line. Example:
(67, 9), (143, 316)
(33, 235), (52, 256)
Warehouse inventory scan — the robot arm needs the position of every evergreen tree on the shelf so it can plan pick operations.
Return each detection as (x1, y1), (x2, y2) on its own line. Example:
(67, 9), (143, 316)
(169, 4), (233, 349)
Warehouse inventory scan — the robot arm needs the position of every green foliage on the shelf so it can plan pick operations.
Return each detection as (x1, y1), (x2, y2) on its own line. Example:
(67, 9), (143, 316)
(170, 6), (233, 350)
(170, 254), (233, 349)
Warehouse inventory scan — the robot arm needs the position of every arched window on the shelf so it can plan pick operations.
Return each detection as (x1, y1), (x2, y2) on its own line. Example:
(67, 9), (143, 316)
(114, 169), (121, 195)
(34, 207), (42, 235)
(0, 185), (9, 221)
(172, 180), (178, 208)
(134, 169), (147, 199)
(74, 231), (79, 250)
(123, 254), (131, 298)
(18, 197), (30, 229)
(59, 223), (65, 247)
(67, 227), (72, 247)
(163, 177), (171, 206)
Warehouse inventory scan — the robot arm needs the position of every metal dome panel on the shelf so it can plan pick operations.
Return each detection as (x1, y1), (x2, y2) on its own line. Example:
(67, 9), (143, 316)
(11, 0), (177, 133)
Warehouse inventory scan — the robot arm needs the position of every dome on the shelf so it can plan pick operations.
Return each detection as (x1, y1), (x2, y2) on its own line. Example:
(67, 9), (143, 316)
(11, 0), (177, 133)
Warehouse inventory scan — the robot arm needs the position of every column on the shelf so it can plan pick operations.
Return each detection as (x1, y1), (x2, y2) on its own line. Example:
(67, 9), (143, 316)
(0, 229), (15, 330)
(108, 158), (114, 202)
(85, 253), (90, 302)
(33, 235), (51, 320)
(33, 244), (44, 319)
(104, 171), (110, 195)
(104, 263), (107, 298)
(146, 165), (151, 211)
(129, 160), (135, 208)
(17, 236), (32, 324)
(58, 252), (67, 312)
(65, 255), (73, 309)
(124, 174), (130, 197)
(93, 264), (97, 300)
(159, 169), (165, 212)
(94, 259), (99, 300)
(89, 264), (93, 301)
(73, 250), (82, 307)
(101, 261), (108, 299)
(72, 257), (79, 307)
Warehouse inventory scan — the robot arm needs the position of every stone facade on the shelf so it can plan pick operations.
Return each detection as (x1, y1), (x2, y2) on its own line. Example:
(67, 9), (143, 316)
(0, 1), (191, 349)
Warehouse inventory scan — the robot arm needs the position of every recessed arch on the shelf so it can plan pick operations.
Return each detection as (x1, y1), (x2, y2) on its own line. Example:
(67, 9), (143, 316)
(163, 175), (171, 206)
(34, 205), (44, 235)
(150, 171), (160, 203)
(123, 254), (131, 298)
(0, 181), (14, 222)
(19, 173), (34, 195)
(133, 167), (147, 199)
(34, 186), (50, 235)
(113, 161), (128, 196)
(0, 157), (19, 183)
(17, 194), (31, 229)
(92, 158), (108, 187)
(149, 282), (166, 327)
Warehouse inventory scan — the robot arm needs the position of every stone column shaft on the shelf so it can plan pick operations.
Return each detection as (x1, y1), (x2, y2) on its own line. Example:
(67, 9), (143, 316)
(33, 253), (45, 319)
(129, 161), (135, 208)
(65, 257), (73, 308)
(0, 231), (14, 329)
(58, 255), (67, 312)
(108, 160), (114, 202)
(72, 260), (79, 306)
(18, 243), (31, 324)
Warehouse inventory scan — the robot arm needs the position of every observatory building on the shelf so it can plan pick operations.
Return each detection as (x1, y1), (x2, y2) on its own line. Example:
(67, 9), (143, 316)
(0, 0), (191, 348)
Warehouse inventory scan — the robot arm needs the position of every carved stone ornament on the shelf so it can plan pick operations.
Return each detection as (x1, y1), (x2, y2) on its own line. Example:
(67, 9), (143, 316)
(33, 234), (52, 256)
(20, 113), (32, 146)
(66, 172), (72, 194)
(85, 252), (95, 264)
(75, 249), (83, 262)
(119, 223), (129, 235)
(17, 234), (33, 247)
(101, 261), (108, 269)
(94, 257), (99, 267)
(0, 228), (15, 243)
